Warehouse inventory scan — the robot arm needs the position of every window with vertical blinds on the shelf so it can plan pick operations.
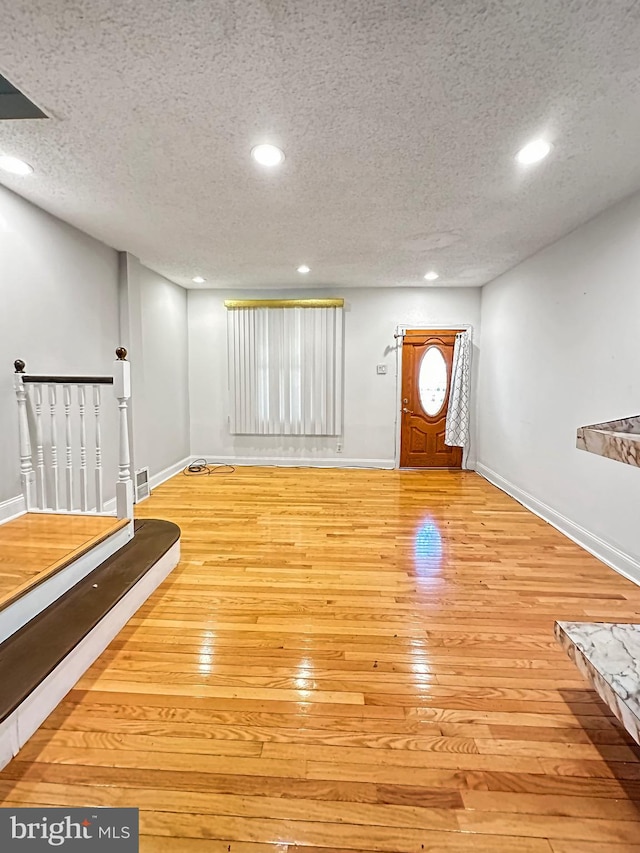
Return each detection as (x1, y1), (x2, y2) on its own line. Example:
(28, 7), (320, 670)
(226, 300), (344, 436)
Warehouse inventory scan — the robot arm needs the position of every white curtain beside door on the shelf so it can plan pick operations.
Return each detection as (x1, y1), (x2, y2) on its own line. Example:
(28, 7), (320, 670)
(445, 331), (471, 455)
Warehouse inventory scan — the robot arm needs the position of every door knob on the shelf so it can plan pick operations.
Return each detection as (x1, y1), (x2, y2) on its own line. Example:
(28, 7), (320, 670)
(402, 407), (412, 414)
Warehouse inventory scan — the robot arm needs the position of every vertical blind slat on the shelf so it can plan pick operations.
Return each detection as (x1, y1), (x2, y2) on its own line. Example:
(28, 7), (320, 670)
(257, 308), (267, 433)
(227, 308), (235, 432)
(327, 308), (335, 433)
(240, 308), (247, 433)
(334, 307), (343, 434)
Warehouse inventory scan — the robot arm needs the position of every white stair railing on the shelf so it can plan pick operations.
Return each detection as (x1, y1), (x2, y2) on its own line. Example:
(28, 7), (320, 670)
(33, 384), (46, 508)
(13, 359), (36, 512)
(113, 347), (134, 521)
(63, 383), (73, 511)
(13, 348), (133, 519)
(48, 385), (59, 511)
(94, 385), (103, 512)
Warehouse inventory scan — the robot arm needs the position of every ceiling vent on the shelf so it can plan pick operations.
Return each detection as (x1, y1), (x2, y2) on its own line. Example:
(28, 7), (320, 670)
(0, 74), (47, 120)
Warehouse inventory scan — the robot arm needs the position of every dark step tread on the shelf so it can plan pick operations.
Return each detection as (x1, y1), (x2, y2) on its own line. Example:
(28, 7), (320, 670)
(0, 518), (179, 723)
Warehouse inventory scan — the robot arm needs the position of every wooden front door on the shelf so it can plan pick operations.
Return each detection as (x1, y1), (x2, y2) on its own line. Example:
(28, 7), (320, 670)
(400, 330), (463, 468)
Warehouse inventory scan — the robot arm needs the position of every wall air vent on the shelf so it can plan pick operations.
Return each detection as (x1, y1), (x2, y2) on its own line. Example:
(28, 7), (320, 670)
(0, 73), (47, 120)
(134, 467), (151, 504)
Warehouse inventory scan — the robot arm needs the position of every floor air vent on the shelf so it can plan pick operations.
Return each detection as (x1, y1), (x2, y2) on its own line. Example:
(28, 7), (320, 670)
(134, 467), (150, 503)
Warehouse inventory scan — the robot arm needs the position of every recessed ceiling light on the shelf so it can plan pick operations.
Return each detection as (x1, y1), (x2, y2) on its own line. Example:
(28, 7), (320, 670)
(251, 144), (285, 167)
(424, 271), (439, 281)
(516, 139), (552, 165)
(297, 265), (310, 274)
(0, 155), (33, 175)
(192, 275), (205, 284)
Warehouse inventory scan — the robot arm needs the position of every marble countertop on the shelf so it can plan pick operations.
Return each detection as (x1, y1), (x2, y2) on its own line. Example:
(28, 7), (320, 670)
(555, 621), (640, 744)
(577, 415), (640, 468)
(607, 431), (640, 441)
(589, 416), (640, 435)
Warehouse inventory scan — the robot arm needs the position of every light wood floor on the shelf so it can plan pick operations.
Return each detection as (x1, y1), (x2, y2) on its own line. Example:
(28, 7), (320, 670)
(2, 467), (640, 852)
(0, 513), (128, 609)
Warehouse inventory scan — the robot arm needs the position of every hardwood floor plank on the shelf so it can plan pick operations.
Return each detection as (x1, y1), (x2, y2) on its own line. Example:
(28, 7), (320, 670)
(45, 702), (414, 733)
(22, 728), (265, 757)
(474, 737), (638, 761)
(305, 758), (549, 784)
(40, 717), (535, 755)
(15, 743), (307, 779)
(478, 770), (640, 799)
(140, 840), (286, 853)
(462, 790), (640, 819)
(1, 760), (466, 809)
(550, 842), (640, 853)
(76, 677), (365, 705)
(404, 707), (618, 729)
(457, 809), (640, 844)
(0, 779), (461, 831)
(141, 811), (553, 853)
(486, 724), (636, 745)
(64, 689), (405, 718)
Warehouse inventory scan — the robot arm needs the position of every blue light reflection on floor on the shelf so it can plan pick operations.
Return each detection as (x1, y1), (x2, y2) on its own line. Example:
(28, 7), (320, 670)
(414, 518), (443, 576)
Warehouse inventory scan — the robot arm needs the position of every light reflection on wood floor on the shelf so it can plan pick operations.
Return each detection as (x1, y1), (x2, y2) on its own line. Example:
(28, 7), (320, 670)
(2, 467), (640, 852)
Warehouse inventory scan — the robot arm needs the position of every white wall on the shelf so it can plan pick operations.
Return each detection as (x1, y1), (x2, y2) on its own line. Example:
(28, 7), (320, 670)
(119, 254), (190, 484)
(137, 263), (190, 479)
(477, 190), (640, 577)
(0, 184), (120, 515)
(188, 287), (481, 467)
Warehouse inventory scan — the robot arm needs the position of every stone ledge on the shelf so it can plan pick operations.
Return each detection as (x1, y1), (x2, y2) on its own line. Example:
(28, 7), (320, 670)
(577, 415), (640, 468)
(555, 621), (640, 745)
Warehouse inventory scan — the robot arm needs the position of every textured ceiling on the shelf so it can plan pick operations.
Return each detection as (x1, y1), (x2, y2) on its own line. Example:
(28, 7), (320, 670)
(1, 1), (640, 289)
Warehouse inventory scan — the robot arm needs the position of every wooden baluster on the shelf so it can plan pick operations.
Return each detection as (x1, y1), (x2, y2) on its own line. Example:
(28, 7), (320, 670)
(113, 347), (134, 520)
(64, 384), (74, 511)
(94, 384), (104, 512)
(33, 384), (47, 509)
(13, 360), (35, 510)
(78, 385), (88, 511)
(48, 384), (60, 511)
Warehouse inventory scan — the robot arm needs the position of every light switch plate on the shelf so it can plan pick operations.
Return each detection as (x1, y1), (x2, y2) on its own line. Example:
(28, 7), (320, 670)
(376, 364), (387, 375)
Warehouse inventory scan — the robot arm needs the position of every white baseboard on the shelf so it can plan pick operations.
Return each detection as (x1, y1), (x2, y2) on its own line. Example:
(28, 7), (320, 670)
(0, 495), (26, 525)
(476, 462), (640, 587)
(0, 539), (180, 771)
(149, 456), (192, 490)
(190, 454), (396, 470)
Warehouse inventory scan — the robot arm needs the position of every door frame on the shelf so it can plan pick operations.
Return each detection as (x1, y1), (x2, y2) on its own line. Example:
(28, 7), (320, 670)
(393, 323), (475, 469)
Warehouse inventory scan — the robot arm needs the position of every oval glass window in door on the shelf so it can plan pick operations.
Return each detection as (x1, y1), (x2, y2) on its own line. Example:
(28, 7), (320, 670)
(418, 346), (448, 416)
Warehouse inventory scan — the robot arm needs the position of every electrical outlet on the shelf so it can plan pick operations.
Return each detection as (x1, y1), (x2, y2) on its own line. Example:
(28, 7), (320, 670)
(336, 442), (343, 453)
(376, 364), (387, 375)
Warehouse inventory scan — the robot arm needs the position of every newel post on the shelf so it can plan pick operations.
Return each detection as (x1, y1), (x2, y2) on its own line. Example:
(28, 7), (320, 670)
(113, 347), (134, 520)
(14, 359), (36, 510)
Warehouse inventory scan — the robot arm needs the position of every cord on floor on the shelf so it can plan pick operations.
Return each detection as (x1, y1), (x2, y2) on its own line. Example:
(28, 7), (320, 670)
(182, 458), (236, 476)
